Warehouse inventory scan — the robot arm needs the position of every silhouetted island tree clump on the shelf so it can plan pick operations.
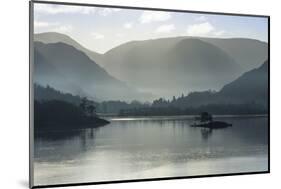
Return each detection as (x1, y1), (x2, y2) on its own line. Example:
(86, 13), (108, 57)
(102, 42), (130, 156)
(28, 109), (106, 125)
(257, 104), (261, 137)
(191, 112), (232, 129)
(34, 99), (109, 133)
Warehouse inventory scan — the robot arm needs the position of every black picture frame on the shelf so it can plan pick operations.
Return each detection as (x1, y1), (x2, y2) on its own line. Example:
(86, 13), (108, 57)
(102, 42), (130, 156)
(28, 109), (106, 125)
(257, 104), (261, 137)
(29, 1), (270, 188)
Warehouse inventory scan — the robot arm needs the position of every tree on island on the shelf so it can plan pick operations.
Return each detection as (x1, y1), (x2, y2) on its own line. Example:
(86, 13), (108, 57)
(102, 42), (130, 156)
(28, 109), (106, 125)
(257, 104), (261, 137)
(80, 97), (97, 118)
(198, 112), (213, 122)
(80, 97), (87, 112)
(87, 104), (96, 117)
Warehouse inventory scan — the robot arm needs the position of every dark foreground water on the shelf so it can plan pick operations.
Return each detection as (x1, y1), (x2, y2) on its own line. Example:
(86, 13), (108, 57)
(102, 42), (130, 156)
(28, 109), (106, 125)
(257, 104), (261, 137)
(33, 115), (268, 186)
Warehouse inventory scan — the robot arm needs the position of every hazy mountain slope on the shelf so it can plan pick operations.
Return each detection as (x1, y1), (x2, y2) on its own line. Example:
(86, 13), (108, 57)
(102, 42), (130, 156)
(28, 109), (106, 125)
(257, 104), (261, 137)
(35, 33), (268, 73)
(34, 42), (150, 101)
(217, 60), (268, 105)
(34, 32), (103, 65)
(200, 37), (268, 71)
(34, 33), (268, 101)
(172, 60), (268, 108)
(103, 38), (242, 97)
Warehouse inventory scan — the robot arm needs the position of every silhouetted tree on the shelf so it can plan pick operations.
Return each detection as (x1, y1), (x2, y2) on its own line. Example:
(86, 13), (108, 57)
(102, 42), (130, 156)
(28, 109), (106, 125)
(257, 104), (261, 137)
(87, 103), (96, 117)
(80, 97), (88, 113)
(200, 112), (213, 122)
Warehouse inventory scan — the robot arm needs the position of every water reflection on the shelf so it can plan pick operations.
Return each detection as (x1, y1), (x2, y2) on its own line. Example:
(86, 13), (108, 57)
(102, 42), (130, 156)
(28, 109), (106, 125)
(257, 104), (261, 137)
(201, 128), (213, 141)
(35, 116), (267, 163)
(34, 116), (268, 185)
(35, 128), (99, 141)
(34, 128), (100, 162)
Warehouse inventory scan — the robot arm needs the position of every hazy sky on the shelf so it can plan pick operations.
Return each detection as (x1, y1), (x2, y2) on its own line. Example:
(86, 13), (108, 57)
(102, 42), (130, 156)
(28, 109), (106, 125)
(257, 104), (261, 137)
(34, 3), (268, 54)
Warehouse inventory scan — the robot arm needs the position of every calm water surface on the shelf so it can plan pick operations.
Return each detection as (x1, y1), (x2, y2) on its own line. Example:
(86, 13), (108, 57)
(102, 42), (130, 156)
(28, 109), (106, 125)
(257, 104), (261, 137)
(34, 116), (268, 186)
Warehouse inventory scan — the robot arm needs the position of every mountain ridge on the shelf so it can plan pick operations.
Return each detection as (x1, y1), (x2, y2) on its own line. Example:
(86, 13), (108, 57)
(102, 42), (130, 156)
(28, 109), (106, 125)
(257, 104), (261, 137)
(34, 32), (268, 101)
(34, 41), (153, 101)
(103, 37), (243, 97)
(35, 32), (103, 65)
(170, 60), (268, 108)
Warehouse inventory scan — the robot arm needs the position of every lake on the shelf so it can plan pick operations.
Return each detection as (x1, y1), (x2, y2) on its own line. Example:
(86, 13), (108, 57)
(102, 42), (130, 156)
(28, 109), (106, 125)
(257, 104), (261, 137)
(33, 115), (268, 186)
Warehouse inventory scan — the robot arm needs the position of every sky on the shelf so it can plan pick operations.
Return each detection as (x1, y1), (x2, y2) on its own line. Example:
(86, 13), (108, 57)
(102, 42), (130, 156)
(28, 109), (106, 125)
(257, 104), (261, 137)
(34, 3), (268, 54)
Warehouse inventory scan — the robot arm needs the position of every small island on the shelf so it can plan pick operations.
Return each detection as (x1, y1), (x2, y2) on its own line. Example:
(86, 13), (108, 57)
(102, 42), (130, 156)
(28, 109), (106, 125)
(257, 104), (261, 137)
(191, 112), (232, 129)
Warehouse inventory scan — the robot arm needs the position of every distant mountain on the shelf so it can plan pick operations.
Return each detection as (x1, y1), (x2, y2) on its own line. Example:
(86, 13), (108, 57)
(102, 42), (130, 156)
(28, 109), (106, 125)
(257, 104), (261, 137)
(34, 32), (103, 65)
(35, 33), (268, 73)
(34, 42), (151, 101)
(171, 60), (268, 108)
(103, 37), (242, 97)
(217, 60), (268, 105)
(34, 32), (268, 101)
(200, 37), (268, 71)
(119, 60), (269, 116)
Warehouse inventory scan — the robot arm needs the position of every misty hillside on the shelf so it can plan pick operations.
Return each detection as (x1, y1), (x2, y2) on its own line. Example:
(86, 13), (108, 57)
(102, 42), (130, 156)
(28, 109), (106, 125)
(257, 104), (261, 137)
(103, 37), (242, 97)
(34, 41), (150, 101)
(34, 32), (268, 101)
(34, 32), (103, 65)
(34, 84), (83, 106)
(35, 33), (268, 74)
(172, 60), (268, 108)
(218, 60), (268, 105)
(200, 37), (268, 71)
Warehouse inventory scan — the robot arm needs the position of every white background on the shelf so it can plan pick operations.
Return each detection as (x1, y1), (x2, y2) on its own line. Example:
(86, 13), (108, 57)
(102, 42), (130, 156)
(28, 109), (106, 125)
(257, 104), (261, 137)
(0, 0), (279, 188)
